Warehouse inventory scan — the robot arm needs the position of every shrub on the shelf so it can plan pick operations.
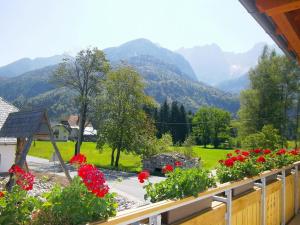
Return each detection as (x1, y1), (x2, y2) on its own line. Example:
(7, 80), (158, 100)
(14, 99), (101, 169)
(142, 133), (173, 158)
(141, 167), (215, 203)
(33, 154), (118, 225)
(242, 125), (283, 150)
(0, 186), (41, 225)
(181, 135), (196, 159)
(33, 177), (117, 225)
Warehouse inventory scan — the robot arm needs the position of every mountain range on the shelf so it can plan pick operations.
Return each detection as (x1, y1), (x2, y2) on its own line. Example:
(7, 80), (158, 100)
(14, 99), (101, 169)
(0, 39), (248, 118)
(177, 42), (281, 87)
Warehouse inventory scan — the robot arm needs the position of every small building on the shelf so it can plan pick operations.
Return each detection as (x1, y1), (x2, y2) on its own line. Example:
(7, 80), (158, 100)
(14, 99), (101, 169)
(0, 97), (18, 173)
(61, 115), (97, 142)
(52, 124), (70, 141)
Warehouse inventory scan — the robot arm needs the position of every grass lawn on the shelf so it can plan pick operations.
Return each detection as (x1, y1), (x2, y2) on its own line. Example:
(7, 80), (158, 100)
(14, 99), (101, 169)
(28, 141), (233, 172)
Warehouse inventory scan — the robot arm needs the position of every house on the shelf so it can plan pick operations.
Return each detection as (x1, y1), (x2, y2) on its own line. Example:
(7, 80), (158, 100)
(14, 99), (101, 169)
(0, 97), (18, 173)
(52, 124), (70, 141)
(61, 115), (97, 142)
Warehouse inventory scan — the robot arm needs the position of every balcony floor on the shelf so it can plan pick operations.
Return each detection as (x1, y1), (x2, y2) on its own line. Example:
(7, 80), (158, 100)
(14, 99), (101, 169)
(288, 214), (300, 225)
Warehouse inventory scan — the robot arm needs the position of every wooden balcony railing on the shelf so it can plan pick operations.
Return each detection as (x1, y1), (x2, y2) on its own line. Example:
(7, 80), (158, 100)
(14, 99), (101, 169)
(91, 162), (300, 225)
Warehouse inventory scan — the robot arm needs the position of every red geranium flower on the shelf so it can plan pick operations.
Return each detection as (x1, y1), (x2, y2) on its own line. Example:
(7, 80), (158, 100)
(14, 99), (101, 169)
(77, 164), (109, 198)
(138, 170), (150, 183)
(70, 153), (87, 166)
(242, 151), (250, 157)
(0, 192), (4, 198)
(175, 161), (183, 167)
(276, 149), (286, 155)
(162, 164), (174, 174)
(224, 158), (234, 167)
(263, 149), (271, 155)
(237, 155), (245, 162)
(290, 149), (299, 156)
(253, 149), (262, 154)
(9, 165), (34, 191)
(231, 156), (238, 162)
(256, 156), (266, 163)
(234, 149), (241, 154)
(226, 153), (232, 158)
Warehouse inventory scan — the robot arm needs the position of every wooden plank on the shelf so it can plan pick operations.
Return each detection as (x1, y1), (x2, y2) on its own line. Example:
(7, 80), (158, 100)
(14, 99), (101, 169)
(266, 180), (281, 225)
(256, 0), (300, 15)
(286, 175), (295, 223)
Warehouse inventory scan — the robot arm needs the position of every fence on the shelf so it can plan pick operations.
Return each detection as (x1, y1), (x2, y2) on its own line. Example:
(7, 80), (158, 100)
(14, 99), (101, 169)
(91, 162), (300, 225)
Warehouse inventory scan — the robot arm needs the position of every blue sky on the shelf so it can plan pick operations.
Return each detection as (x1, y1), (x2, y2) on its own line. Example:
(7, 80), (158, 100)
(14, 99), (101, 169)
(0, 0), (274, 66)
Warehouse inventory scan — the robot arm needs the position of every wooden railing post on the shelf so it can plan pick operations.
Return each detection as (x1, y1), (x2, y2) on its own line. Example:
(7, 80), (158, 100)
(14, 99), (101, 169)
(294, 165), (299, 215)
(255, 177), (266, 225)
(149, 215), (161, 225)
(278, 170), (286, 225)
(225, 189), (232, 225)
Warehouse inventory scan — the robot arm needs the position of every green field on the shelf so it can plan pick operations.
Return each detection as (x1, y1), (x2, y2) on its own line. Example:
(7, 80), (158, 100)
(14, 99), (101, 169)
(28, 141), (233, 172)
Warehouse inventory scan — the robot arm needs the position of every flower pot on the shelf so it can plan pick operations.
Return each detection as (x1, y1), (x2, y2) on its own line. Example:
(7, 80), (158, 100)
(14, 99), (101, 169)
(232, 182), (254, 196)
(161, 197), (212, 224)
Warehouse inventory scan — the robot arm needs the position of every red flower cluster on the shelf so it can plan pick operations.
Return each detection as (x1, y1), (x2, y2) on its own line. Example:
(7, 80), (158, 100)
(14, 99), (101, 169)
(138, 170), (150, 183)
(290, 149), (299, 156)
(175, 161), (183, 167)
(256, 156), (266, 163)
(70, 153), (87, 167)
(253, 149), (262, 154)
(0, 191), (4, 198)
(9, 165), (34, 191)
(276, 148), (286, 155)
(263, 149), (271, 155)
(162, 164), (174, 174)
(234, 149), (241, 154)
(242, 151), (250, 157)
(77, 164), (109, 198)
(224, 158), (234, 167)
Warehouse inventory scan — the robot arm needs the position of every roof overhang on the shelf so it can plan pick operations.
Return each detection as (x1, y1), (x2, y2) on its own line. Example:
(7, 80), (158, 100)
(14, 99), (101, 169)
(239, 0), (300, 63)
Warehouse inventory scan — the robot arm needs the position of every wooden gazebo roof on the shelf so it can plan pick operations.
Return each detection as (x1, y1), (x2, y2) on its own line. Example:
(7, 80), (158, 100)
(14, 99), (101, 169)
(240, 0), (300, 63)
(0, 110), (50, 138)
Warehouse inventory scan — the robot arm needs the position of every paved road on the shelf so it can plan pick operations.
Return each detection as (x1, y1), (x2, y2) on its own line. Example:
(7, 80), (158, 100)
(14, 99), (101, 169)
(26, 156), (165, 203)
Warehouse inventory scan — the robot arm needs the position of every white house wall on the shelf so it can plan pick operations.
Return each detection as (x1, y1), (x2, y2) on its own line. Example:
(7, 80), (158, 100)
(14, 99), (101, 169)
(0, 144), (16, 172)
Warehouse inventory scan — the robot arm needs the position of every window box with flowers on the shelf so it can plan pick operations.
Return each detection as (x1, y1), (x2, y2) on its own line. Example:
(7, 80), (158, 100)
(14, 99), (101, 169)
(138, 163), (215, 224)
(216, 148), (300, 196)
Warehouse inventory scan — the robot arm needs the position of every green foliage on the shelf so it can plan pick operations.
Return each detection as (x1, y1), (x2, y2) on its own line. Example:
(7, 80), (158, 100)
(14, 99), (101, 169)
(141, 133), (173, 159)
(238, 47), (300, 141)
(33, 177), (117, 225)
(217, 160), (261, 184)
(0, 186), (41, 225)
(144, 168), (215, 203)
(242, 125), (283, 150)
(95, 66), (156, 167)
(180, 135), (196, 159)
(192, 107), (231, 148)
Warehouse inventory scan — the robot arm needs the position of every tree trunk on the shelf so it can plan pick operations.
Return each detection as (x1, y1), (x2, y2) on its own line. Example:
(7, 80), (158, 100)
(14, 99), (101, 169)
(115, 148), (121, 168)
(111, 148), (116, 166)
(75, 102), (87, 155)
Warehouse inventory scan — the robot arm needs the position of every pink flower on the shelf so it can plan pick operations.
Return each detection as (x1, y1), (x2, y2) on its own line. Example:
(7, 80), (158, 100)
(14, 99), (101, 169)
(138, 170), (150, 183)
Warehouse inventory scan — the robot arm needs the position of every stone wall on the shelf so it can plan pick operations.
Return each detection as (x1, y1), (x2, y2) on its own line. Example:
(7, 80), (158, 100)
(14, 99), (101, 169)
(142, 152), (200, 173)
